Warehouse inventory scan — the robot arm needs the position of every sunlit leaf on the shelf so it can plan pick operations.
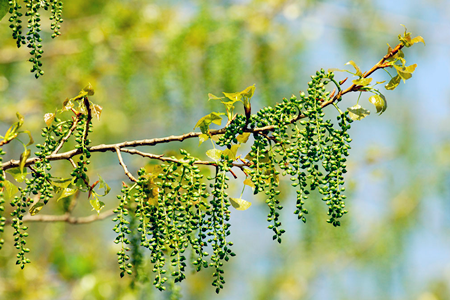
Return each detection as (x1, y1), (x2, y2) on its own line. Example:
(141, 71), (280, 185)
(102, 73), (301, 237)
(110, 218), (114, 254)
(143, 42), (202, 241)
(29, 202), (44, 216)
(90, 196), (105, 214)
(243, 178), (255, 189)
(57, 187), (78, 201)
(4, 112), (24, 142)
(19, 148), (31, 174)
(352, 77), (372, 86)
(51, 177), (72, 189)
(211, 134), (223, 143)
(21, 130), (34, 146)
(206, 149), (223, 161)
(61, 98), (74, 112)
(347, 104), (370, 121)
(222, 144), (240, 160)
(241, 84), (255, 98)
(411, 36), (425, 46)
(223, 92), (243, 102)
(398, 25), (425, 47)
(345, 60), (363, 77)
(327, 68), (347, 73)
(44, 113), (55, 127)
(229, 197), (252, 210)
(208, 93), (224, 100)
(369, 94), (387, 115)
(193, 112), (224, 135)
(91, 104), (103, 121)
(6, 167), (27, 183)
(236, 132), (250, 144)
(394, 63), (417, 82)
(198, 133), (210, 145)
(385, 75), (401, 90)
(2, 180), (19, 200)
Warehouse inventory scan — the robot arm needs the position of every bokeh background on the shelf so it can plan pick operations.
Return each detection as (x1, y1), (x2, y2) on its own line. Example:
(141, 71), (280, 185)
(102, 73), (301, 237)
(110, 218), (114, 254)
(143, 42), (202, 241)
(0, 0), (449, 299)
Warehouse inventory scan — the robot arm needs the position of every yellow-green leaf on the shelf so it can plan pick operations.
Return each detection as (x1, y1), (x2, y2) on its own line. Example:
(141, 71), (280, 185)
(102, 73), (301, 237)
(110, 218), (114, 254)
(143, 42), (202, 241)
(352, 77), (372, 86)
(208, 93), (223, 100)
(29, 202), (44, 216)
(2, 180), (19, 200)
(385, 75), (401, 90)
(91, 104), (103, 121)
(90, 198), (105, 214)
(6, 167), (27, 182)
(19, 148), (31, 174)
(44, 113), (55, 127)
(82, 83), (95, 96)
(198, 133), (210, 145)
(97, 175), (110, 197)
(243, 178), (255, 189)
(222, 144), (240, 160)
(394, 63), (417, 82)
(0, 0), (8, 21)
(411, 36), (425, 46)
(241, 84), (255, 98)
(194, 112), (224, 135)
(211, 134), (223, 143)
(57, 187), (78, 201)
(22, 130), (34, 146)
(345, 60), (363, 77)
(368, 94), (387, 115)
(206, 149), (223, 161)
(230, 197), (252, 211)
(347, 104), (370, 121)
(236, 132), (250, 144)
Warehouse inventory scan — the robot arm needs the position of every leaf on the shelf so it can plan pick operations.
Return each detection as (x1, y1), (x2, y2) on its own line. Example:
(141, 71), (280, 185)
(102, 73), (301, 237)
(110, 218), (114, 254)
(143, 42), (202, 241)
(3, 112), (24, 142)
(0, 0), (8, 21)
(241, 84), (255, 99)
(411, 36), (425, 46)
(193, 112), (224, 135)
(6, 167), (27, 182)
(398, 25), (425, 47)
(57, 187), (78, 201)
(90, 196), (105, 214)
(91, 104), (103, 121)
(243, 178), (255, 189)
(222, 144), (240, 160)
(229, 198), (252, 211)
(21, 130), (34, 146)
(97, 175), (111, 197)
(83, 83), (95, 96)
(236, 132), (250, 144)
(211, 134), (223, 143)
(29, 203), (44, 216)
(51, 177), (72, 189)
(44, 113), (55, 127)
(347, 104), (370, 121)
(2, 180), (19, 200)
(385, 75), (401, 90)
(345, 60), (363, 77)
(352, 77), (372, 86)
(327, 68), (347, 73)
(394, 63), (417, 82)
(198, 133), (210, 145)
(61, 98), (74, 112)
(208, 93), (224, 100)
(206, 149), (223, 161)
(19, 148), (31, 174)
(368, 94), (387, 115)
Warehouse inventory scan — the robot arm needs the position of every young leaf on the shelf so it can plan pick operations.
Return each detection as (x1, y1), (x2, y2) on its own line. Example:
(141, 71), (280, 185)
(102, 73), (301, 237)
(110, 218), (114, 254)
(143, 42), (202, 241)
(347, 104), (370, 121)
(229, 198), (252, 211)
(83, 83), (95, 96)
(57, 187), (78, 201)
(2, 180), (19, 200)
(19, 149), (31, 174)
(206, 149), (223, 161)
(22, 130), (34, 146)
(29, 203), (45, 216)
(97, 175), (111, 197)
(90, 195), (105, 214)
(243, 178), (255, 189)
(208, 93), (224, 100)
(394, 63), (417, 83)
(222, 144), (240, 160)
(198, 133), (210, 145)
(236, 132), (250, 144)
(6, 167), (27, 183)
(44, 113), (56, 127)
(91, 104), (103, 121)
(398, 25), (426, 47)
(3, 112), (24, 142)
(352, 78), (372, 86)
(385, 75), (401, 90)
(193, 112), (224, 135)
(368, 94), (387, 115)
(345, 60), (363, 77)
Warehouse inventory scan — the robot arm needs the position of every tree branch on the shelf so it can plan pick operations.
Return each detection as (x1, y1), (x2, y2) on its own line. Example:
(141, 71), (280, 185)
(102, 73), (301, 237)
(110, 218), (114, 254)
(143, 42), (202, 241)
(4, 209), (115, 225)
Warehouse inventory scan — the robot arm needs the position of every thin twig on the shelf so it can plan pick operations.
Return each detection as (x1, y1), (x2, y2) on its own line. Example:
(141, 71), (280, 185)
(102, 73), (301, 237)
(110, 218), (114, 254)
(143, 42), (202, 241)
(115, 147), (137, 182)
(52, 117), (80, 155)
(4, 209), (115, 225)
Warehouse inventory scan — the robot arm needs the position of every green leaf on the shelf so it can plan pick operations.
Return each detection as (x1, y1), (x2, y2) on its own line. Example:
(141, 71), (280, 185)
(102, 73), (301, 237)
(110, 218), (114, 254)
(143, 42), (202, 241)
(0, 0), (8, 21)
(398, 25), (425, 47)
(97, 175), (111, 197)
(90, 195), (105, 214)
(57, 187), (78, 201)
(2, 180), (19, 200)
(19, 148), (31, 174)
(29, 203), (44, 216)
(194, 112), (224, 135)
(243, 178), (255, 189)
(368, 94), (387, 115)
(6, 167), (27, 183)
(206, 149), (223, 161)
(345, 60), (363, 77)
(352, 77), (372, 86)
(385, 75), (401, 90)
(21, 130), (34, 146)
(208, 93), (224, 100)
(3, 112), (24, 142)
(347, 104), (370, 121)
(230, 198), (252, 211)
(394, 63), (417, 83)
(51, 177), (72, 189)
